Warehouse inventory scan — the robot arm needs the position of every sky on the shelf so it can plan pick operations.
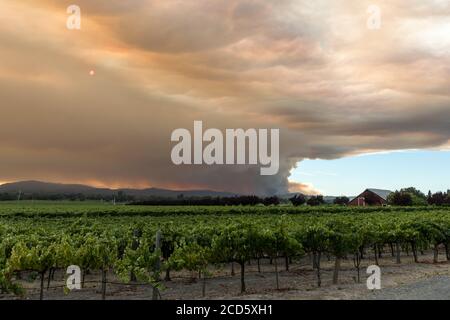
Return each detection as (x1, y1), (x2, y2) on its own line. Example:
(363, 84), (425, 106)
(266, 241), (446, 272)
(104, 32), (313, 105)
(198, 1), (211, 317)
(0, 0), (449, 195)
(289, 150), (450, 196)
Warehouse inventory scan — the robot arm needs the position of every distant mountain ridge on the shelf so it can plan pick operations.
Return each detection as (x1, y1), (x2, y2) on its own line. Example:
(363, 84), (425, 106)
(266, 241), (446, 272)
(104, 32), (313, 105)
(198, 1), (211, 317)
(0, 181), (236, 198)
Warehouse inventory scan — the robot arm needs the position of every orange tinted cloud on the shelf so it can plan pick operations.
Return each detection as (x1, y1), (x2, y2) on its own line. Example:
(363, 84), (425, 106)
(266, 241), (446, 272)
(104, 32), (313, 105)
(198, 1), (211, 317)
(288, 181), (322, 196)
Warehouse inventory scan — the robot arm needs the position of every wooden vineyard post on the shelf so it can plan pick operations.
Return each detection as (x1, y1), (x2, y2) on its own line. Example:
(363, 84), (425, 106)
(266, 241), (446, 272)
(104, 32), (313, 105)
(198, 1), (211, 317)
(152, 230), (162, 300)
(433, 244), (439, 263)
(395, 242), (401, 264)
(101, 269), (107, 300)
(333, 257), (341, 284)
(274, 257), (279, 290)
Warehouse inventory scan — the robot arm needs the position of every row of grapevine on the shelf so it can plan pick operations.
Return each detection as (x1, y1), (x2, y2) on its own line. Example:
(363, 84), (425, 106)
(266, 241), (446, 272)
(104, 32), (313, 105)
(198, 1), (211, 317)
(0, 207), (449, 298)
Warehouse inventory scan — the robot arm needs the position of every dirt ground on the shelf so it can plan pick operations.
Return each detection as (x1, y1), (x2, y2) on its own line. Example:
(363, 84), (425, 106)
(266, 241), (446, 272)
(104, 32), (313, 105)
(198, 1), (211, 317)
(2, 249), (449, 300)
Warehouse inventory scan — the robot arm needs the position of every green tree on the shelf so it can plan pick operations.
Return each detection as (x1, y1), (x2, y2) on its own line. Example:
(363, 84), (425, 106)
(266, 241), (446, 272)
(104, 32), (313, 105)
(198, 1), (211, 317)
(307, 195), (325, 206)
(388, 191), (413, 206)
(290, 194), (306, 206)
(334, 196), (350, 206)
(400, 187), (427, 205)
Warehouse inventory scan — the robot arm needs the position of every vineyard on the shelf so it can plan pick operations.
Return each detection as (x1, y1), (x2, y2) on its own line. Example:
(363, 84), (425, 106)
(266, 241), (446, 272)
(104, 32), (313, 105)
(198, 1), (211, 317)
(0, 201), (449, 299)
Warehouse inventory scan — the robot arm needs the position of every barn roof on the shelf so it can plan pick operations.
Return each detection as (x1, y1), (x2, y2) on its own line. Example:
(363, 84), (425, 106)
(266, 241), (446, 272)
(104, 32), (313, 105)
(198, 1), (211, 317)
(366, 188), (392, 200)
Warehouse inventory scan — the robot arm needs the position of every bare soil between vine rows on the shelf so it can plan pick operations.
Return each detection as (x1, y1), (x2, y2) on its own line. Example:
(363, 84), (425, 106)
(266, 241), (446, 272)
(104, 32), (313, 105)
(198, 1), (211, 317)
(2, 249), (449, 300)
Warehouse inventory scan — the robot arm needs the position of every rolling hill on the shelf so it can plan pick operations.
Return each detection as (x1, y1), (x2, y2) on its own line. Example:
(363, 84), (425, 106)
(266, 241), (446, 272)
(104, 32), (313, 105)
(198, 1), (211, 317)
(0, 181), (236, 198)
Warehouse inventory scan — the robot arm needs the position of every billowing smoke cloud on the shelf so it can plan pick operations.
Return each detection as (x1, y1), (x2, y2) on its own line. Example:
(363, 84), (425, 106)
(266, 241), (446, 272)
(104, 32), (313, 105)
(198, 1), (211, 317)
(0, 0), (449, 195)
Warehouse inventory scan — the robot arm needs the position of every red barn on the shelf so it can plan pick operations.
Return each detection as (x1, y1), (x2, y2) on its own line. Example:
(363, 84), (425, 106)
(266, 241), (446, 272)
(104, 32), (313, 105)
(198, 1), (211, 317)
(348, 188), (392, 206)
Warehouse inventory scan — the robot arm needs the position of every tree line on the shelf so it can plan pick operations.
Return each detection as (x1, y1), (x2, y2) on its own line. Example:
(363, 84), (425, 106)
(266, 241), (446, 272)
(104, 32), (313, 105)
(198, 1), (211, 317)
(131, 195), (282, 206)
(1, 187), (450, 207)
(387, 187), (450, 206)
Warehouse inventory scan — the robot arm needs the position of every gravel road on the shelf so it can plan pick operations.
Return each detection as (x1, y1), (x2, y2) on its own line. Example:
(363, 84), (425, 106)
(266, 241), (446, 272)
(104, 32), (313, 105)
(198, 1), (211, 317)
(366, 276), (450, 300)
